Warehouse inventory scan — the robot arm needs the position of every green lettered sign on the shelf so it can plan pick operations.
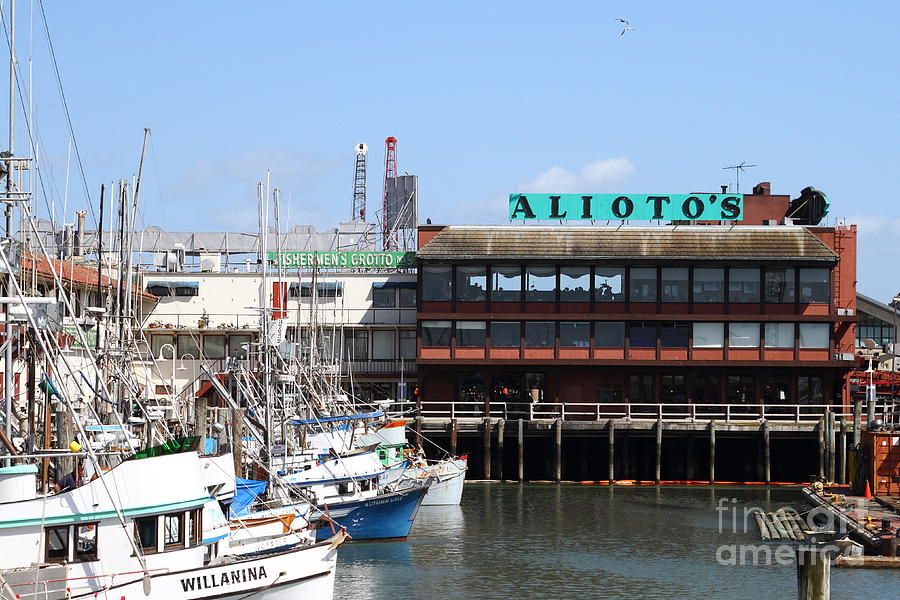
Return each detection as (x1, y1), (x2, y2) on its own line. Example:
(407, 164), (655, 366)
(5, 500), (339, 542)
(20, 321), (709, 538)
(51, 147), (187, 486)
(509, 193), (743, 221)
(268, 251), (416, 269)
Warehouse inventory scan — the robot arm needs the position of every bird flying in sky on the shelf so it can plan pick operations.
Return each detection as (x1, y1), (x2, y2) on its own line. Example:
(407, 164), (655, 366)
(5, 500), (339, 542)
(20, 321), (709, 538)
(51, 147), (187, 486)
(615, 18), (629, 25)
(621, 26), (635, 35)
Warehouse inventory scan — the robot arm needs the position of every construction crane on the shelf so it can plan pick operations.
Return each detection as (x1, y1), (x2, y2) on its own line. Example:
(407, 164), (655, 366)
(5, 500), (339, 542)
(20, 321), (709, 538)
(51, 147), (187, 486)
(351, 143), (367, 221)
(381, 136), (397, 250)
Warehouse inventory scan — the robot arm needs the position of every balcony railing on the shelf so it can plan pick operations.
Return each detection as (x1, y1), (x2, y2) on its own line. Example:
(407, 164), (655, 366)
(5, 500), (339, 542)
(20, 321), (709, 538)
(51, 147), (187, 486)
(346, 359), (416, 375)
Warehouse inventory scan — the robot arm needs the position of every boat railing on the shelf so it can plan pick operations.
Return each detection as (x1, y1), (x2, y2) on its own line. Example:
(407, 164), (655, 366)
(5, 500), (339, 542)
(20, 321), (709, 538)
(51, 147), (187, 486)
(418, 401), (877, 424)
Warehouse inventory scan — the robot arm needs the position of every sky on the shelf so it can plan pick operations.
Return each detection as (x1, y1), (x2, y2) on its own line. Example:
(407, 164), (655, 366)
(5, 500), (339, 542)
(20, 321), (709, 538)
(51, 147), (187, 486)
(7, 1), (900, 301)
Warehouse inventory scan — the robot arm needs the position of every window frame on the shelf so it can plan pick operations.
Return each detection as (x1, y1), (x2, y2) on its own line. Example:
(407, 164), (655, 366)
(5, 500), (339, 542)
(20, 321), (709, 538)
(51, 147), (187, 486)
(372, 287), (396, 308)
(163, 512), (185, 551)
(74, 522), (99, 562)
(45, 525), (70, 564)
(490, 322), (521, 348)
(134, 516), (159, 555)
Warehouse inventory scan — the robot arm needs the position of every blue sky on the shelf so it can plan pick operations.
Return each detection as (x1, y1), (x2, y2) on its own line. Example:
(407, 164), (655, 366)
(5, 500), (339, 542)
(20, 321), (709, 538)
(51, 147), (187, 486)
(11, 1), (900, 301)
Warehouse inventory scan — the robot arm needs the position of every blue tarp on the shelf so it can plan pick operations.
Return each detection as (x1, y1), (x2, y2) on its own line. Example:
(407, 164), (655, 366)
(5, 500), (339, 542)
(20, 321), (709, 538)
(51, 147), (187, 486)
(229, 477), (268, 518)
(291, 410), (384, 426)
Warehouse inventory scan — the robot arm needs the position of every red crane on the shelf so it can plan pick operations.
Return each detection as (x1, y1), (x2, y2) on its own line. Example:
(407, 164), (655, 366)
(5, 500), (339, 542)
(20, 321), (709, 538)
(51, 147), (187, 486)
(381, 136), (397, 251)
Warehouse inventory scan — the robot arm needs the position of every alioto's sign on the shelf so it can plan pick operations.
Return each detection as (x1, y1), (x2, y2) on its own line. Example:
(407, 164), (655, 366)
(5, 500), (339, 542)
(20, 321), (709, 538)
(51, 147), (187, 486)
(268, 250), (416, 269)
(509, 193), (743, 221)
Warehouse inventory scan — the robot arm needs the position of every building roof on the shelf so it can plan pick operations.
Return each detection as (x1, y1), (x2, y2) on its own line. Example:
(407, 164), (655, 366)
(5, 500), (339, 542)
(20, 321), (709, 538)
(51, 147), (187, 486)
(857, 292), (897, 323)
(417, 225), (839, 262)
(21, 254), (158, 301)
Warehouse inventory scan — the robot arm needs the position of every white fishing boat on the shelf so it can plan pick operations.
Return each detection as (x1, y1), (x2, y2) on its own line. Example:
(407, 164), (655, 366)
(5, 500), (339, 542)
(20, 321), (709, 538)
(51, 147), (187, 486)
(0, 448), (346, 600)
(397, 456), (468, 506)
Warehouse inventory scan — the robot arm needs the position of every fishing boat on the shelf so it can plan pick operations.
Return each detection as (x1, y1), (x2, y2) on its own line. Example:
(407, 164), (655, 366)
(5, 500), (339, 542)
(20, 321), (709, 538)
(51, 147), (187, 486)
(397, 455), (468, 506)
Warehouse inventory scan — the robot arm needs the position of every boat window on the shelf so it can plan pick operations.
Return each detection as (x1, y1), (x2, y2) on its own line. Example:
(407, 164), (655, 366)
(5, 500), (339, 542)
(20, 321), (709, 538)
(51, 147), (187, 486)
(188, 509), (202, 547)
(338, 481), (355, 495)
(134, 516), (158, 554)
(74, 523), (98, 562)
(45, 525), (69, 563)
(164, 513), (184, 550)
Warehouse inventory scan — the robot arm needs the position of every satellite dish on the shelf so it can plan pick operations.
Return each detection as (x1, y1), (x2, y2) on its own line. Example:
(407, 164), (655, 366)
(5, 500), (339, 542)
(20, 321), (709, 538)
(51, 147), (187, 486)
(863, 338), (878, 350)
(877, 353), (892, 363)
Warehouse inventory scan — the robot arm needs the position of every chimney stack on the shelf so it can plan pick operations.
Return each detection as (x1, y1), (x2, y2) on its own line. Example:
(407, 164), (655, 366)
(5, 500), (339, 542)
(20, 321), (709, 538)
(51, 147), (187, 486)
(74, 210), (86, 257)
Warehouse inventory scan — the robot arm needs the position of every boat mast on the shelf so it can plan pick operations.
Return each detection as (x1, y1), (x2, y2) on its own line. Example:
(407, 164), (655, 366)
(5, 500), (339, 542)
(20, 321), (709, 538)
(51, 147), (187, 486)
(3, 0), (15, 461)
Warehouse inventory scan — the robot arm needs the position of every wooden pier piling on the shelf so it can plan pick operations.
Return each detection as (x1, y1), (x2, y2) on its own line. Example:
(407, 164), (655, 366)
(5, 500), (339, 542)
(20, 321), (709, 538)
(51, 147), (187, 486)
(607, 419), (615, 483)
(554, 418), (562, 483)
(817, 418), (825, 480)
(709, 421), (716, 484)
(837, 418), (846, 484)
(655, 419), (663, 483)
(450, 418), (458, 456)
(517, 418), (524, 482)
(763, 421), (771, 484)
(496, 418), (505, 481)
(482, 417), (492, 480)
(796, 545), (832, 600)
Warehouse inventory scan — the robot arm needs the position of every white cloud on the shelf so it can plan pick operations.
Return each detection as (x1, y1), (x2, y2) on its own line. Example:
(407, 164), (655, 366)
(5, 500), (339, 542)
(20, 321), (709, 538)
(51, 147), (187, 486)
(515, 157), (636, 193)
(844, 213), (900, 235)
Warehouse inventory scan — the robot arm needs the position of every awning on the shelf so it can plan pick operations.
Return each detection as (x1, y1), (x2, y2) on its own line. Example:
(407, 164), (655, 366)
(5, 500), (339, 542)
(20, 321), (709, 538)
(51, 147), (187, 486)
(372, 281), (416, 289)
(291, 410), (384, 426)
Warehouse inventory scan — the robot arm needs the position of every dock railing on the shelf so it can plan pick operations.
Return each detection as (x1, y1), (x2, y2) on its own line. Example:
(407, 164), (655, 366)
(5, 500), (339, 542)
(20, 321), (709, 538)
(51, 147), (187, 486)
(418, 401), (875, 424)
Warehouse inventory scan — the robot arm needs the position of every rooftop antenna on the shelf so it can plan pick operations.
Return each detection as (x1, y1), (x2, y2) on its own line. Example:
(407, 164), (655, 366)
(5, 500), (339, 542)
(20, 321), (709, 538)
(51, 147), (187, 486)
(722, 161), (756, 193)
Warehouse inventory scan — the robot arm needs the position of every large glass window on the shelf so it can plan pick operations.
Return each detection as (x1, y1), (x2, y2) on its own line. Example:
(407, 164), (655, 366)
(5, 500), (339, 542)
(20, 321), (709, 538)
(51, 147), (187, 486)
(692, 375), (721, 403)
(765, 268), (795, 303)
(799, 323), (830, 348)
(456, 321), (487, 347)
(491, 322), (521, 348)
(372, 330), (395, 359)
(799, 268), (829, 303)
(203, 335), (226, 359)
(594, 267), (625, 302)
(421, 321), (451, 346)
(629, 268), (657, 302)
(761, 375), (790, 403)
(629, 375), (655, 402)
(661, 268), (689, 302)
(422, 266), (452, 301)
(857, 313), (896, 347)
(693, 322), (724, 348)
(660, 322), (689, 348)
(373, 287), (396, 307)
(595, 322), (625, 347)
(729, 268), (760, 303)
(727, 375), (756, 404)
(797, 376), (824, 405)
(45, 526), (69, 563)
(456, 267), (487, 302)
(629, 322), (656, 348)
(560, 322), (590, 347)
(346, 329), (369, 360)
(693, 268), (724, 302)
(526, 267), (556, 302)
(457, 372), (486, 405)
(491, 267), (521, 302)
(176, 335), (200, 360)
(560, 268), (590, 302)
(765, 323), (794, 348)
(597, 383), (623, 403)
(228, 335), (251, 358)
(399, 330), (416, 359)
(728, 323), (760, 347)
(661, 375), (686, 403)
(152, 334), (175, 359)
(399, 287), (417, 307)
(524, 322), (555, 347)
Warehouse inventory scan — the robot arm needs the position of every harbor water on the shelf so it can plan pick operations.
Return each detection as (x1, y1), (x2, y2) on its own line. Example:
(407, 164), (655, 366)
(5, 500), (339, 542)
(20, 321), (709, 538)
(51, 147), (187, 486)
(336, 483), (900, 599)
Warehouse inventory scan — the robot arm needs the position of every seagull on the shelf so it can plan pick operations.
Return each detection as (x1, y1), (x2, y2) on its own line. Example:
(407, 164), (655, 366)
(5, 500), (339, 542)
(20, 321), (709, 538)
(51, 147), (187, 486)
(621, 26), (635, 35)
(615, 18), (629, 25)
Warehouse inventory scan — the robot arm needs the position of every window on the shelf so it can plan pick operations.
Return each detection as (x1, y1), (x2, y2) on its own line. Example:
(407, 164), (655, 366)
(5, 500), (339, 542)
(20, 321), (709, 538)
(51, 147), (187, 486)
(629, 268), (657, 302)
(203, 335), (226, 359)
(346, 329), (369, 360)
(595, 322), (625, 347)
(526, 267), (556, 302)
(797, 376), (824, 405)
(176, 335), (200, 360)
(456, 267), (487, 302)
(799, 269), (829, 303)
(727, 375), (755, 404)
(765, 268), (795, 303)
(74, 524), (98, 562)
(799, 323), (829, 349)
(761, 375), (790, 403)
(151, 334), (175, 359)
(728, 323), (760, 347)
(692, 375), (721, 403)
(457, 322), (487, 347)
(188, 509), (202, 546)
(629, 375), (655, 402)
(765, 323), (794, 348)
(399, 330), (416, 359)
(421, 321), (451, 346)
(660, 322), (689, 348)
(693, 268), (724, 302)
(373, 288), (396, 307)
(491, 322), (521, 348)
(857, 313), (896, 347)
(525, 372), (545, 403)
(560, 268), (590, 302)
(629, 322), (656, 348)
(146, 281), (199, 297)
(372, 330), (396, 360)
(693, 323), (724, 348)
(45, 526), (69, 563)
(422, 266), (452, 301)
(491, 373), (523, 404)
(661, 375), (686, 403)
(524, 322), (554, 347)
(661, 268), (688, 302)
(297, 282), (343, 298)
(597, 384), (623, 403)
(559, 322), (589, 348)
(594, 267), (625, 302)
(729, 268), (760, 302)
(134, 516), (158, 554)
(228, 335), (251, 358)
(399, 288), (417, 307)
(457, 372), (486, 404)
(491, 267), (521, 302)
(164, 513), (184, 549)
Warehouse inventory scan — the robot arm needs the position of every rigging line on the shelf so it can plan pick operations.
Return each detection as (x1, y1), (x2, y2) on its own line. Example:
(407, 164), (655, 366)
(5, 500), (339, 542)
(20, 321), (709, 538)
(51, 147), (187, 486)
(36, 0), (97, 228)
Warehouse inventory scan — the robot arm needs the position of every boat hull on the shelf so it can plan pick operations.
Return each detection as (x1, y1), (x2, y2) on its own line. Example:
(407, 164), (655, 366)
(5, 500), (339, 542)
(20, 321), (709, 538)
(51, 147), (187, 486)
(312, 486), (427, 541)
(421, 469), (465, 505)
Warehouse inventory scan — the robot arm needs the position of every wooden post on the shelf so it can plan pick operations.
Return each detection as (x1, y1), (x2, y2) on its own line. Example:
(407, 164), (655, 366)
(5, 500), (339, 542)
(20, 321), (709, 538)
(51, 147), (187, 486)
(482, 417), (492, 480)
(496, 418), (505, 481)
(554, 418), (562, 483)
(415, 415), (424, 448)
(763, 420), (771, 484)
(827, 410), (836, 483)
(709, 420), (716, 484)
(517, 418), (524, 482)
(231, 407), (243, 479)
(817, 418), (825, 480)
(837, 418), (846, 485)
(607, 419), (615, 483)
(450, 418), (458, 456)
(685, 433), (694, 481)
(655, 418), (663, 483)
(194, 397), (208, 443)
(796, 545), (832, 600)
(852, 399), (861, 446)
